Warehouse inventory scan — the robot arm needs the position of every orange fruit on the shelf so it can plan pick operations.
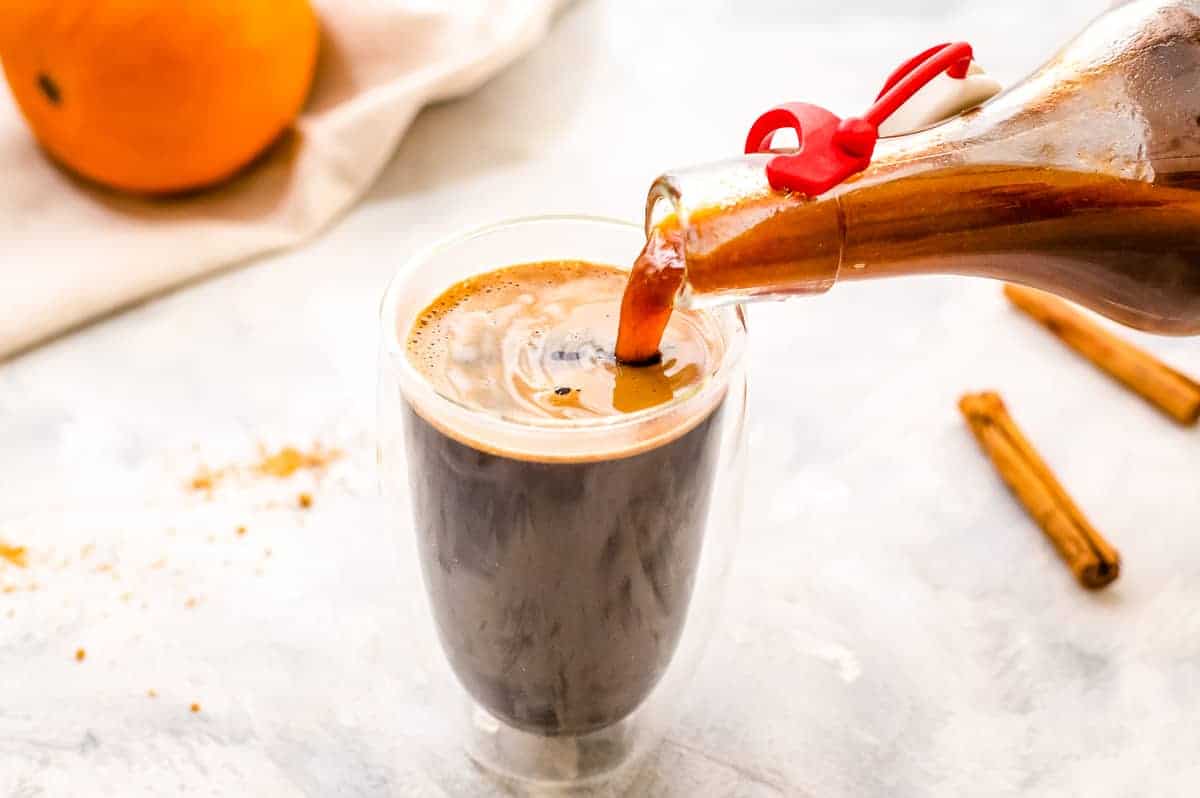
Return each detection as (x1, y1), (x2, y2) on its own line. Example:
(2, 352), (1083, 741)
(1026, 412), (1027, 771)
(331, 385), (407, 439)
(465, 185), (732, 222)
(0, 0), (320, 194)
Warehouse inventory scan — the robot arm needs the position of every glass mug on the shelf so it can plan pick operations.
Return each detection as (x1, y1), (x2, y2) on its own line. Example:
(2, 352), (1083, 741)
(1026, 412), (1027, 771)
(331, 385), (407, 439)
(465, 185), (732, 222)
(378, 216), (748, 788)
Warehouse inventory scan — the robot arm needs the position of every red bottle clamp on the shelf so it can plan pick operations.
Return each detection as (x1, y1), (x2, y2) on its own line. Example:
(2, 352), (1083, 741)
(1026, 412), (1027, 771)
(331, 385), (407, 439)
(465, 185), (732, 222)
(744, 42), (975, 197)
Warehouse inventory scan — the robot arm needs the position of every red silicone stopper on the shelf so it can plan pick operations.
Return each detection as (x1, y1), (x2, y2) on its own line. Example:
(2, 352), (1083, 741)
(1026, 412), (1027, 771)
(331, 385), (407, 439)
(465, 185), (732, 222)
(746, 42), (976, 197)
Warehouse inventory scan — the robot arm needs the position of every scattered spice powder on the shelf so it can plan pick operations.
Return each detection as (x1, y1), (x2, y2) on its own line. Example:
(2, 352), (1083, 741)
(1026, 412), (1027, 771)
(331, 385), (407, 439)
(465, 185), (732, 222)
(190, 703), (201, 713)
(188, 444), (340, 495)
(298, 492), (313, 509)
(0, 542), (27, 569)
(256, 444), (341, 478)
(75, 648), (86, 662)
(188, 466), (223, 493)
(236, 526), (247, 536)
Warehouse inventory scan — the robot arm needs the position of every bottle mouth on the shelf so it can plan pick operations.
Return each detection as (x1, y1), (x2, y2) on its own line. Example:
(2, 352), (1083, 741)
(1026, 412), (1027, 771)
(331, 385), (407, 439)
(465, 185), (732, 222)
(645, 174), (684, 236)
(644, 176), (700, 312)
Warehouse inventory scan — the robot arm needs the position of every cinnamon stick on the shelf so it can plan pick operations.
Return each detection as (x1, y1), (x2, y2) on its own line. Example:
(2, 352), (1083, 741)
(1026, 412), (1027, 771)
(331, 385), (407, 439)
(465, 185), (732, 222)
(1004, 284), (1200, 426)
(959, 391), (1120, 589)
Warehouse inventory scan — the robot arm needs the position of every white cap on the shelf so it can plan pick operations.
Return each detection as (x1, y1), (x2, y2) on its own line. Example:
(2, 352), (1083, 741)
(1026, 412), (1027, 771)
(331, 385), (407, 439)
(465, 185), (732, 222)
(877, 61), (1003, 137)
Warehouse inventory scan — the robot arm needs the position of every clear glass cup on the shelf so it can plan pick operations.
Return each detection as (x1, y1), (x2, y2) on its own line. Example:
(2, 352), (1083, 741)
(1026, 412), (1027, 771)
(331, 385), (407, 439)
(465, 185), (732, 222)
(378, 216), (748, 789)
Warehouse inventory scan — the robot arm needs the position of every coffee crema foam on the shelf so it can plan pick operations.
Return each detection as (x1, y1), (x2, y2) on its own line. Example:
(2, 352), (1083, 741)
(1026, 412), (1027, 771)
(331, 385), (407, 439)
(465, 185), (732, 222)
(405, 261), (721, 423)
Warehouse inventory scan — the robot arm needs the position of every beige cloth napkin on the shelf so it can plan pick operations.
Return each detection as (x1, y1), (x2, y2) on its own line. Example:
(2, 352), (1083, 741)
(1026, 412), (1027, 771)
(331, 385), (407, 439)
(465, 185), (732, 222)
(0, 0), (558, 360)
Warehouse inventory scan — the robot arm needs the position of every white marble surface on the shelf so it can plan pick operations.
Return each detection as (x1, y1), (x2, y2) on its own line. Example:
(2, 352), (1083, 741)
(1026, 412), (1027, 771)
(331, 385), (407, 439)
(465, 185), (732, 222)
(4, 1), (1200, 795)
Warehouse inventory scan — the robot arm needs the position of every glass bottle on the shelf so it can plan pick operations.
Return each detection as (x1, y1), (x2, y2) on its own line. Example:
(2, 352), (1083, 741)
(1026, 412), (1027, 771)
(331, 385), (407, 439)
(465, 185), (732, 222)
(649, 0), (1200, 335)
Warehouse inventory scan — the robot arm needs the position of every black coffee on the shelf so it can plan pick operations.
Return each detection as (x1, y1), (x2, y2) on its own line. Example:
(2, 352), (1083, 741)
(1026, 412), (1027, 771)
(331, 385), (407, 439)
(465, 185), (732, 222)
(402, 261), (726, 736)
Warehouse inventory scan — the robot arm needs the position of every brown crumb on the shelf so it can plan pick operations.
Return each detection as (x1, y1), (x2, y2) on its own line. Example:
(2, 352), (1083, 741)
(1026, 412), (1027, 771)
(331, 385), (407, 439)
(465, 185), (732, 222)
(80, 543), (95, 559)
(75, 648), (86, 662)
(188, 466), (223, 493)
(0, 542), (27, 569)
(298, 492), (313, 509)
(150, 558), (167, 570)
(2, 585), (16, 594)
(184, 597), (198, 609)
(94, 563), (113, 573)
(190, 703), (201, 713)
(256, 444), (341, 479)
(236, 525), (247, 536)
(147, 689), (158, 698)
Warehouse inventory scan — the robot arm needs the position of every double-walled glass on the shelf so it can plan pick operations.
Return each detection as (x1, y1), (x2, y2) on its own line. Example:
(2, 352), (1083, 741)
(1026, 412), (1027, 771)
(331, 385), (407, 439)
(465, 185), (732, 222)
(378, 216), (747, 788)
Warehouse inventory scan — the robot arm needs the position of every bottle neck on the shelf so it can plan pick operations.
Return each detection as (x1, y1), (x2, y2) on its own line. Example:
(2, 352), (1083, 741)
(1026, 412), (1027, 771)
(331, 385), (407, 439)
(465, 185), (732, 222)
(647, 155), (844, 309)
